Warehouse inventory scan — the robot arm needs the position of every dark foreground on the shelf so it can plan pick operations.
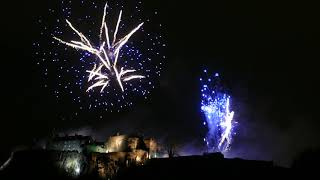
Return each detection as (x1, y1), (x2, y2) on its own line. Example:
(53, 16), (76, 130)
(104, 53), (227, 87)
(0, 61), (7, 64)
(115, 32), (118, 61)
(0, 150), (318, 179)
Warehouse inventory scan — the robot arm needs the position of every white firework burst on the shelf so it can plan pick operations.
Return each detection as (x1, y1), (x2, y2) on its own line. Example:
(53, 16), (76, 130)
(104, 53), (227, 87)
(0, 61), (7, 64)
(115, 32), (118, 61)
(53, 1), (145, 93)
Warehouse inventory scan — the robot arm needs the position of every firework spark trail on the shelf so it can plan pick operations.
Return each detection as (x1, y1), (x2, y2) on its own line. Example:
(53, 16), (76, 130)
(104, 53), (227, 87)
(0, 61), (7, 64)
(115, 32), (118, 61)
(99, 2), (109, 41)
(200, 70), (236, 153)
(218, 98), (234, 149)
(53, 1), (145, 93)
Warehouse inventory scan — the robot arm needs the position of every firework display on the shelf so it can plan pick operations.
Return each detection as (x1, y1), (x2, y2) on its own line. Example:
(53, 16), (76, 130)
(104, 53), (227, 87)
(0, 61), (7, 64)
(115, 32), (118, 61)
(34, 0), (166, 113)
(200, 70), (236, 152)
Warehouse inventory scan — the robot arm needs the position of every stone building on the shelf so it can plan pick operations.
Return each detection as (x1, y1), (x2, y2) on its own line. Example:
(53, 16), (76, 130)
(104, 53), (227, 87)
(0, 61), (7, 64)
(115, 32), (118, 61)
(46, 135), (93, 153)
(144, 138), (158, 158)
(85, 134), (155, 178)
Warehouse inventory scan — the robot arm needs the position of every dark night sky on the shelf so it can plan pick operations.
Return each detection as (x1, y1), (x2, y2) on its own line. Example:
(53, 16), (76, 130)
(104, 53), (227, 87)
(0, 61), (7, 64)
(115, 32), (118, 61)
(1, 0), (320, 167)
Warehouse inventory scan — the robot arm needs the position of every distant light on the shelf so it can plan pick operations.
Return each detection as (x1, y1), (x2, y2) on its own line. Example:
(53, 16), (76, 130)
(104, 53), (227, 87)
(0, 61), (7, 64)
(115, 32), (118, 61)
(75, 167), (80, 174)
(136, 156), (141, 162)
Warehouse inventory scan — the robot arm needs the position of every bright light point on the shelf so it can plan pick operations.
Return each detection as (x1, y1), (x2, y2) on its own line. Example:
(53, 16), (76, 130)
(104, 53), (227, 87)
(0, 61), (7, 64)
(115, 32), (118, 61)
(75, 167), (80, 174)
(136, 156), (141, 162)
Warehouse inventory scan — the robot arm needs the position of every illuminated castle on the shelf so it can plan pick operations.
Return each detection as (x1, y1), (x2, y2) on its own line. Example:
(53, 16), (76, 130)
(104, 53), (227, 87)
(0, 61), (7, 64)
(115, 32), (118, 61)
(45, 133), (158, 178)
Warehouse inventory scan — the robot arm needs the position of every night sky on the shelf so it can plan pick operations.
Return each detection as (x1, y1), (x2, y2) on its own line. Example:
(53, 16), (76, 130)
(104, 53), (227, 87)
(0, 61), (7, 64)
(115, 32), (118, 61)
(1, 0), (320, 167)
